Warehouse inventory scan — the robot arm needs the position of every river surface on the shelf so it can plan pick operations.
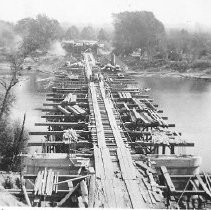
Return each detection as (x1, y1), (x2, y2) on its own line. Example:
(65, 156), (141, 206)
(135, 76), (211, 171)
(11, 73), (47, 153)
(10, 74), (211, 171)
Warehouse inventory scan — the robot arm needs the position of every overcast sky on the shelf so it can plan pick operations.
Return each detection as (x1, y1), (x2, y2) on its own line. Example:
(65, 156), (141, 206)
(0, 0), (210, 29)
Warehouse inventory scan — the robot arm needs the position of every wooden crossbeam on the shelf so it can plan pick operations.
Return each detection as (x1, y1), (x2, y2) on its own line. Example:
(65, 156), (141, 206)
(36, 108), (89, 112)
(52, 87), (88, 91)
(46, 98), (88, 102)
(135, 161), (156, 174)
(29, 130), (90, 135)
(43, 102), (88, 106)
(116, 102), (157, 108)
(24, 174), (83, 179)
(170, 175), (211, 179)
(131, 141), (194, 147)
(41, 115), (83, 118)
(54, 175), (90, 185)
(171, 190), (207, 195)
(57, 183), (80, 207)
(51, 89), (87, 93)
(124, 121), (175, 128)
(46, 93), (87, 97)
(28, 141), (91, 147)
(35, 122), (88, 128)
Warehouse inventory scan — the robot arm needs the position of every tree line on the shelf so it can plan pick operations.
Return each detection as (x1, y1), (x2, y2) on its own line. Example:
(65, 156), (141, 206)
(112, 11), (211, 64)
(0, 15), (110, 56)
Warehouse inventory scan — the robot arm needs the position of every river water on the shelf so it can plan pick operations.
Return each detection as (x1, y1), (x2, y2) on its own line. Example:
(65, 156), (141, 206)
(135, 76), (211, 171)
(10, 74), (211, 171)
(10, 73), (47, 153)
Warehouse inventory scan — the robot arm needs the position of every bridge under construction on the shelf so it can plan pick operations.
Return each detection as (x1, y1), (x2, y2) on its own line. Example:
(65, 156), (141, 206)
(4, 52), (211, 209)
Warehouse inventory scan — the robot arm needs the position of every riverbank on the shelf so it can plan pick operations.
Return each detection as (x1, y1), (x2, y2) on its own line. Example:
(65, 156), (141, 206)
(117, 55), (211, 81)
(128, 69), (211, 81)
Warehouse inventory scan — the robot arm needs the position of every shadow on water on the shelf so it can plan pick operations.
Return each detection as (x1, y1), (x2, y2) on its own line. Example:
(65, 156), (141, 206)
(136, 77), (211, 171)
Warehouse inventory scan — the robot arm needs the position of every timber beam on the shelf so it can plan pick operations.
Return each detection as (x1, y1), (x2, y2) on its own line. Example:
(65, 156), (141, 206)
(130, 141), (194, 147)
(27, 141), (92, 147)
(35, 122), (88, 128)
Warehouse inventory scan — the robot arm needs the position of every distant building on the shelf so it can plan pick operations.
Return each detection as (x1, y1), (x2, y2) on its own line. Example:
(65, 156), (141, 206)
(62, 40), (103, 54)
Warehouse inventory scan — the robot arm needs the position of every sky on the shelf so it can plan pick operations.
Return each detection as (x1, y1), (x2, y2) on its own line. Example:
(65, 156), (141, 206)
(0, 0), (210, 29)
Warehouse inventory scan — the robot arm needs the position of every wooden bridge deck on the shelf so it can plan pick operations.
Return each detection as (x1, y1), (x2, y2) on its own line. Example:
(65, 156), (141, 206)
(12, 52), (204, 208)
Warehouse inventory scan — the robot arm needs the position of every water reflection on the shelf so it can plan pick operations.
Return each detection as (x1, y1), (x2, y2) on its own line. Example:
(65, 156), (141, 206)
(136, 77), (211, 171)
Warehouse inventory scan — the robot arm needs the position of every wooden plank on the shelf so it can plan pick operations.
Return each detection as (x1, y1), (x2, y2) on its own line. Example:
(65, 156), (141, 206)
(49, 171), (55, 196)
(28, 141), (91, 147)
(104, 179), (117, 208)
(57, 183), (80, 207)
(88, 175), (96, 208)
(34, 171), (42, 195)
(196, 174), (211, 199)
(132, 141), (194, 147)
(90, 82), (106, 148)
(45, 170), (51, 195)
(80, 180), (88, 207)
(101, 148), (114, 179)
(57, 105), (71, 115)
(136, 161), (156, 174)
(203, 172), (211, 192)
(160, 166), (175, 192)
(21, 177), (31, 206)
(125, 179), (147, 208)
(29, 130), (90, 135)
(35, 122), (87, 128)
(37, 170), (44, 195)
(41, 168), (47, 195)
(54, 175), (90, 185)
(94, 145), (105, 179)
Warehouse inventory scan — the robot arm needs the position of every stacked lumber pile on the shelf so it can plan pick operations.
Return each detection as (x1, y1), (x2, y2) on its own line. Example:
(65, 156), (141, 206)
(144, 99), (157, 111)
(131, 98), (168, 127)
(118, 91), (132, 99)
(56, 93), (86, 116)
(130, 108), (152, 125)
(132, 98), (148, 111)
(34, 169), (58, 196)
(57, 105), (71, 115)
(67, 105), (86, 115)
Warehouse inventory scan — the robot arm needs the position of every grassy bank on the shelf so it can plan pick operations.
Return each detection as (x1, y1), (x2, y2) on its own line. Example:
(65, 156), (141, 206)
(119, 55), (211, 80)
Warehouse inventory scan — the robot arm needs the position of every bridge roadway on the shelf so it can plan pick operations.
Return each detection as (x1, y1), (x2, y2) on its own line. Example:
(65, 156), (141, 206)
(85, 53), (147, 208)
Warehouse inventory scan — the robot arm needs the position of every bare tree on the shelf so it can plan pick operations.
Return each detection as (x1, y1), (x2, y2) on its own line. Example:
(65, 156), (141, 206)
(0, 52), (25, 121)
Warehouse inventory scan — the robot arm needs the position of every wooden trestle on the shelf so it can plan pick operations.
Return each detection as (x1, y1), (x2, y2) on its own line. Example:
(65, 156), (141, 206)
(6, 52), (210, 209)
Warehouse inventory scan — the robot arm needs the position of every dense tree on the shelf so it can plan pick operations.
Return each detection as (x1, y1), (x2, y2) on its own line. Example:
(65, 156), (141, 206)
(97, 28), (109, 41)
(0, 51), (29, 171)
(166, 29), (211, 61)
(15, 14), (63, 55)
(80, 26), (96, 40)
(0, 20), (16, 48)
(113, 11), (166, 57)
(65, 26), (79, 40)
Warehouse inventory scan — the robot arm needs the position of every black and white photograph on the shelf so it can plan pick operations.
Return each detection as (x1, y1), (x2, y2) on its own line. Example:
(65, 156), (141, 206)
(0, 0), (210, 209)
